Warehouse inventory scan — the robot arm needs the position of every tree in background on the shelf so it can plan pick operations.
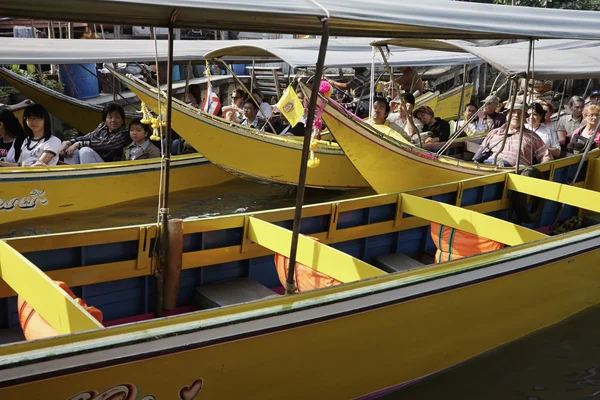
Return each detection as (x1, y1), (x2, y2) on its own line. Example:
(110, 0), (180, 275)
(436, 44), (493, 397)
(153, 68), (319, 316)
(465, 0), (599, 10)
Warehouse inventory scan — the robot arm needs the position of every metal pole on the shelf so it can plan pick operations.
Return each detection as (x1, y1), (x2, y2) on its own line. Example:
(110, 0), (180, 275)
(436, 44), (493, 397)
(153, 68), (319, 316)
(157, 12), (178, 316)
(285, 18), (329, 295)
(457, 64), (468, 122)
(514, 39), (533, 173)
(184, 60), (192, 104)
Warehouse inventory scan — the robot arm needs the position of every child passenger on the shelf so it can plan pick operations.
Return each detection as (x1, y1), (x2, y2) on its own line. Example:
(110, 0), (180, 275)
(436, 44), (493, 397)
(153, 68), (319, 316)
(121, 118), (161, 161)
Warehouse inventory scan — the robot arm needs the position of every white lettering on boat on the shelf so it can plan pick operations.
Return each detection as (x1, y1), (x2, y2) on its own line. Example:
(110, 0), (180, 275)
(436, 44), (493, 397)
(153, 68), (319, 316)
(0, 189), (48, 212)
(66, 378), (203, 400)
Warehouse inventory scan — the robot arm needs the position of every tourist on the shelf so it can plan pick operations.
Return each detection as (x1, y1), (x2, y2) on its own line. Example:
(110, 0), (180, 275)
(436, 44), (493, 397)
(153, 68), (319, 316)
(556, 96), (585, 146)
(368, 96), (411, 144)
(239, 98), (266, 129)
(61, 103), (129, 164)
(525, 102), (561, 158)
(567, 104), (600, 154)
(122, 118), (160, 161)
(326, 67), (372, 118)
(479, 95), (506, 132)
(473, 103), (552, 167)
(0, 107), (24, 164)
(222, 88), (245, 123)
(456, 103), (485, 136)
(18, 104), (62, 167)
(413, 105), (451, 143)
(252, 88), (272, 119)
(589, 90), (600, 106)
(387, 92), (423, 136)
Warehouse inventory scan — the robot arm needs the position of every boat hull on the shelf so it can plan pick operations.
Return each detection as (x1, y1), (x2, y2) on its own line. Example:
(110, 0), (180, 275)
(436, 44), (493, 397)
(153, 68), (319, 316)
(114, 72), (369, 189)
(0, 155), (234, 225)
(435, 83), (474, 120)
(0, 228), (599, 399)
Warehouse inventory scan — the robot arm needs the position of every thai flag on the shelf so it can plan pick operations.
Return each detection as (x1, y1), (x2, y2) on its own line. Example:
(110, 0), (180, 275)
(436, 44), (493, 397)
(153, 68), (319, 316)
(202, 83), (221, 115)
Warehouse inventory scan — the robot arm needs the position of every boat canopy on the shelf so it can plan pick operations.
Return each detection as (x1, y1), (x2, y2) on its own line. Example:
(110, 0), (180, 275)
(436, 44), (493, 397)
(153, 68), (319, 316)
(1, 0), (600, 40)
(0, 37), (481, 67)
(372, 38), (600, 79)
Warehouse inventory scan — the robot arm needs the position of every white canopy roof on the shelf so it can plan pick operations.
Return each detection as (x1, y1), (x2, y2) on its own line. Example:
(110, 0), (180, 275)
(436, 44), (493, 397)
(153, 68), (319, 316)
(1, 0), (599, 40)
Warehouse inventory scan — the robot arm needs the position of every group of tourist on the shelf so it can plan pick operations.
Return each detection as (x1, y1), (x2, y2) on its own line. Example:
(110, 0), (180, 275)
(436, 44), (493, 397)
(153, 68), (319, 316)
(362, 83), (600, 168)
(0, 102), (161, 167)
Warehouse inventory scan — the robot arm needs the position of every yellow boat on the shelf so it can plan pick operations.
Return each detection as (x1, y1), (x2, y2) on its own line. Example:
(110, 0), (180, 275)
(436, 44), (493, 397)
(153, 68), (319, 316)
(0, 154), (234, 225)
(112, 70), (369, 190)
(302, 83), (599, 194)
(0, 67), (137, 133)
(435, 82), (473, 120)
(1, 164), (600, 398)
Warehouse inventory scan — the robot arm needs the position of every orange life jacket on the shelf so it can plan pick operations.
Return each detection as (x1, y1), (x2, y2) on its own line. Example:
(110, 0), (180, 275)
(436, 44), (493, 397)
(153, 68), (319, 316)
(430, 222), (504, 263)
(274, 237), (342, 292)
(18, 280), (103, 340)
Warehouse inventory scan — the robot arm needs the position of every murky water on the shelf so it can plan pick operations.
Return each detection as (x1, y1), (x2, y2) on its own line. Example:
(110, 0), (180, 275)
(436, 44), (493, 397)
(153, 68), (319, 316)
(0, 178), (375, 237)
(383, 304), (600, 400)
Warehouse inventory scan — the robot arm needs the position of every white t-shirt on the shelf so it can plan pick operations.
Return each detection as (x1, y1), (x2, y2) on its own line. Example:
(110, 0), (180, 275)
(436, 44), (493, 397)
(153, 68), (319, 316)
(5, 143), (16, 163)
(20, 135), (62, 166)
(386, 112), (423, 132)
(259, 102), (272, 119)
(526, 123), (560, 150)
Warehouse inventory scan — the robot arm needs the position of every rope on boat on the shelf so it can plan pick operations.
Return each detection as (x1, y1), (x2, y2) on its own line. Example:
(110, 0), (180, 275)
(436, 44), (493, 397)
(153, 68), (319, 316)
(436, 77), (512, 157)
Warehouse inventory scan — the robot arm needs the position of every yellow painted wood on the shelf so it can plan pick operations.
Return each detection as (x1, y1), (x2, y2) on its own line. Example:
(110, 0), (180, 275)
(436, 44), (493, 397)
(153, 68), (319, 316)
(115, 72), (370, 189)
(247, 217), (385, 282)
(436, 83), (474, 121)
(400, 194), (547, 245)
(585, 159), (600, 193)
(0, 156), (233, 225)
(0, 241), (103, 333)
(415, 91), (439, 112)
(507, 173), (600, 213)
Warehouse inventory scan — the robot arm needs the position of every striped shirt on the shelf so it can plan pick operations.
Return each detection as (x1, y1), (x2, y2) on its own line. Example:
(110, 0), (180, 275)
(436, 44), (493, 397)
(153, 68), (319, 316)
(70, 123), (130, 162)
(477, 125), (552, 167)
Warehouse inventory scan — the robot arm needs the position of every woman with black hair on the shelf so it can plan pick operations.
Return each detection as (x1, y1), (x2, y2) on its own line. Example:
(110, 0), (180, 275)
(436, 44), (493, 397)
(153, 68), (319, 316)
(525, 102), (561, 158)
(60, 102), (129, 164)
(17, 104), (61, 167)
(0, 107), (25, 164)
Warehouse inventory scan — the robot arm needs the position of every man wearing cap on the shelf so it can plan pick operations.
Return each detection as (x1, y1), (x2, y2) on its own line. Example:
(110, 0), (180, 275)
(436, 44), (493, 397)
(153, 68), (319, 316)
(479, 95), (506, 132)
(473, 103), (552, 167)
(590, 90), (600, 106)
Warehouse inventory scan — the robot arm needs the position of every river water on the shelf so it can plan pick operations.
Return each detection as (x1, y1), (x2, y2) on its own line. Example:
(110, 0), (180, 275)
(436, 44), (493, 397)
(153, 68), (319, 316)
(384, 304), (600, 400)
(0, 178), (375, 237)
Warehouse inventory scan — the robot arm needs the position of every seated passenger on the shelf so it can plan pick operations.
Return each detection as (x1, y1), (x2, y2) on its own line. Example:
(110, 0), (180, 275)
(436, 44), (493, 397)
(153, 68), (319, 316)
(0, 107), (25, 165)
(18, 104), (62, 167)
(60, 103), (129, 164)
(387, 92), (423, 136)
(368, 96), (411, 144)
(479, 95), (506, 132)
(456, 103), (485, 136)
(473, 103), (552, 167)
(414, 105), (451, 143)
(122, 118), (161, 161)
(525, 102), (561, 158)
(222, 88), (245, 123)
(239, 98), (266, 130)
(567, 104), (600, 154)
(252, 88), (272, 119)
(556, 96), (585, 147)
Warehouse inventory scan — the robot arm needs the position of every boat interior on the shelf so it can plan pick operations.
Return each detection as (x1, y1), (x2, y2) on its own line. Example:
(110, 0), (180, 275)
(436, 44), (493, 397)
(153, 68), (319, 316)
(2, 155), (600, 346)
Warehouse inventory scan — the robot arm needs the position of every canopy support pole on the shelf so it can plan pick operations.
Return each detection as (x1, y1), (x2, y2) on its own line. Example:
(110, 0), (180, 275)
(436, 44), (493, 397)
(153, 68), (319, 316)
(184, 60), (192, 104)
(284, 17), (329, 295)
(156, 10), (179, 317)
(514, 39), (533, 173)
(457, 64), (468, 123)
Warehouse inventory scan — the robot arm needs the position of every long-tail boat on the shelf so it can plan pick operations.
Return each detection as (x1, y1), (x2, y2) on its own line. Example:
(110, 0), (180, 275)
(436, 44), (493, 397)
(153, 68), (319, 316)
(112, 71), (369, 189)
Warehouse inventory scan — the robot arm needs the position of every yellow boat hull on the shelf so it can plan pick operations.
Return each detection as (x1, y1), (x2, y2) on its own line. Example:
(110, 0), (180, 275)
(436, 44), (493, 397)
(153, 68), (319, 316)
(306, 84), (599, 193)
(435, 83), (474, 120)
(114, 71), (369, 189)
(0, 154), (234, 225)
(0, 68), (134, 133)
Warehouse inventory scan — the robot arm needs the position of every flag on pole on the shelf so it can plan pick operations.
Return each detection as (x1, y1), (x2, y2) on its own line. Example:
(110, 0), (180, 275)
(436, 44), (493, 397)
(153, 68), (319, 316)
(276, 86), (305, 127)
(201, 81), (221, 115)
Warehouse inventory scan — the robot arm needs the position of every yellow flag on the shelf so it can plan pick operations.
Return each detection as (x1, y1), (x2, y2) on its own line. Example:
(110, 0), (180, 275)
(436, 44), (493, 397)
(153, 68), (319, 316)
(276, 86), (305, 127)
